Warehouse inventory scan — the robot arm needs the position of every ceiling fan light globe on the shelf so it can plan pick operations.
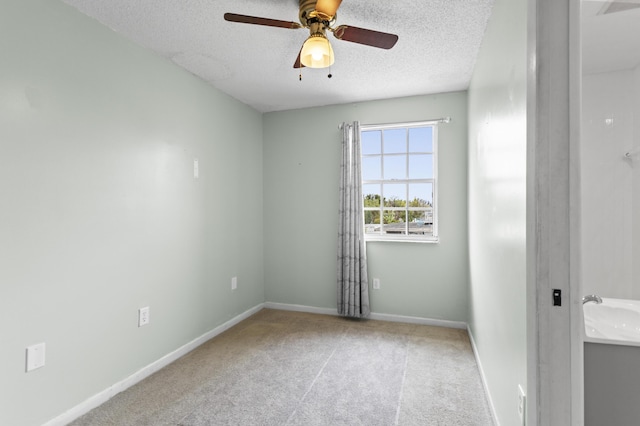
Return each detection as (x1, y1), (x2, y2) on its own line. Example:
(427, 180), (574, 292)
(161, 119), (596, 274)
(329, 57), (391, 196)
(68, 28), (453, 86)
(300, 35), (334, 68)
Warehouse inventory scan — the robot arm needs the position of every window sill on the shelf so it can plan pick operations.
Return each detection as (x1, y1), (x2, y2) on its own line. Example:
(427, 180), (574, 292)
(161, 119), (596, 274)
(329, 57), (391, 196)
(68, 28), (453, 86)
(365, 237), (440, 244)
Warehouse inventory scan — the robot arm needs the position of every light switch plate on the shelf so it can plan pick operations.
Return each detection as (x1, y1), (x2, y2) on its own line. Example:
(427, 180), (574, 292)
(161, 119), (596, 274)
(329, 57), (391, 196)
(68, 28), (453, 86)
(138, 306), (150, 327)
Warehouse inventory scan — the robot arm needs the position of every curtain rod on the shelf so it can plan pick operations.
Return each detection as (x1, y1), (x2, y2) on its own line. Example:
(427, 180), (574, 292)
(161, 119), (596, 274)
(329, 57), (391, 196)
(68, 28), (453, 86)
(338, 117), (451, 130)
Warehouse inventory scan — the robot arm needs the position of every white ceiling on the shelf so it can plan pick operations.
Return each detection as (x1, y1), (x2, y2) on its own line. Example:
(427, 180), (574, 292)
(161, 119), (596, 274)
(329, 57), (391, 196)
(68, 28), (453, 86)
(60, 0), (495, 112)
(582, 0), (640, 74)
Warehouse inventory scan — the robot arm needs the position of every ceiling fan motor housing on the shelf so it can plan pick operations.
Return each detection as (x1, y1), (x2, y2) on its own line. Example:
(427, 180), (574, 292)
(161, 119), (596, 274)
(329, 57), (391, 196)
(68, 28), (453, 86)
(299, 0), (334, 27)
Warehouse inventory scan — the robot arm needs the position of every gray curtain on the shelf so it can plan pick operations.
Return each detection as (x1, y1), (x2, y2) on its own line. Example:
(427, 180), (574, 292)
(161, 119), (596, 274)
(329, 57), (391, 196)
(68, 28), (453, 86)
(337, 121), (370, 318)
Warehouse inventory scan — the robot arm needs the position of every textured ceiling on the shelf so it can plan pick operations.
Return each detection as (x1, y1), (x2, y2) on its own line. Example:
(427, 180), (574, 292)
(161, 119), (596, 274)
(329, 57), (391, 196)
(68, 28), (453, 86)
(61, 0), (495, 112)
(582, 0), (640, 74)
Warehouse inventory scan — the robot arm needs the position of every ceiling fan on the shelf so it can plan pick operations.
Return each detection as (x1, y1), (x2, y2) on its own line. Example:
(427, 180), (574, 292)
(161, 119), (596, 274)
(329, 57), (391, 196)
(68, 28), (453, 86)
(224, 0), (398, 71)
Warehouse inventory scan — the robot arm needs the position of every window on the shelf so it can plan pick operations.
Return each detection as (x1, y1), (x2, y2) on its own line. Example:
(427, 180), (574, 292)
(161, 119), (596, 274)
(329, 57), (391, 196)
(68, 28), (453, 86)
(361, 121), (438, 242)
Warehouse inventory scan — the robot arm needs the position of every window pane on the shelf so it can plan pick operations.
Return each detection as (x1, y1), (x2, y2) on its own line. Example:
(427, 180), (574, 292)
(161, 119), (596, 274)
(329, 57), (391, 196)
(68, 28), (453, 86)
(409, 183), (433, 207)
(409, 127), (433, 152)
(408, 209), (426, 223)
(362, 131), (381, 155)
(408, 154), (433, 179)
(382, 210), (407, 235)
(364, 210), (381, 233)
(408, 209), (433, 228)
(383, 155), (406, 179)
(383, 183), (406, 207)
(362, 184), (381, 207)
(362, 156), (381, 180)
(408, 215), (432, 235)
(383, 129), (406, 154)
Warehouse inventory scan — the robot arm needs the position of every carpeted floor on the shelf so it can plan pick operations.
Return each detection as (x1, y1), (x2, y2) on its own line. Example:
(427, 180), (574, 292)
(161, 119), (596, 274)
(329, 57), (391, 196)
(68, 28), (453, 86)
(70, 309), (494, 425)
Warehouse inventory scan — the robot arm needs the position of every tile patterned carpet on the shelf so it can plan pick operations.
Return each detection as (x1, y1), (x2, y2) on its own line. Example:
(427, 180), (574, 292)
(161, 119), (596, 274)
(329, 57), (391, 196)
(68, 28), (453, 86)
(71, 309), (493, 426)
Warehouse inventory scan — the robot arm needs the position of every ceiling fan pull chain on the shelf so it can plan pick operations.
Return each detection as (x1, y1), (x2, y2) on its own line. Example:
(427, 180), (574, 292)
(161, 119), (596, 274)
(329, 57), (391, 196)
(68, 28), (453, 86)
(327, 37), (333, 79)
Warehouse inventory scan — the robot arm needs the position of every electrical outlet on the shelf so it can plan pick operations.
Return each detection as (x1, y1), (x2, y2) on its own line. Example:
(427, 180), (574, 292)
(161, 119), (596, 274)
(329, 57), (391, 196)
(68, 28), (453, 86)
(138, 306), (150, 327)
(26, 342), (46, 372)
(231, 276), (237, 290)
(517, 384), (526, 425)
(373, 278), (380, 290)
(193, 159), (199, 178)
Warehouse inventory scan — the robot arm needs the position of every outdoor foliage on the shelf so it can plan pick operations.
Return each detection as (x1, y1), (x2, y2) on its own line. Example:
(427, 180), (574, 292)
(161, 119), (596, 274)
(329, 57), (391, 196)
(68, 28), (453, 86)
(363, 194), (432, 224)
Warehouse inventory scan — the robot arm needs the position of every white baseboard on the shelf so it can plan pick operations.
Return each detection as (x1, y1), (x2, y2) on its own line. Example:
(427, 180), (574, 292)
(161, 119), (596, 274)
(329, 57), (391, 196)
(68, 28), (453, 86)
(264, 302), (338, 316)
(369, 312), (466, 329)
(44, 303), (265, 426)
(467, 325), (500, 426)
(264, 301), (466, 329)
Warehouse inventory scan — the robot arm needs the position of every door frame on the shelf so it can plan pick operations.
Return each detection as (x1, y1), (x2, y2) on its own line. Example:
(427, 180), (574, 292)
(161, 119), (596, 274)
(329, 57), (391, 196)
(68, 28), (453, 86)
(527, 0), (583, 424)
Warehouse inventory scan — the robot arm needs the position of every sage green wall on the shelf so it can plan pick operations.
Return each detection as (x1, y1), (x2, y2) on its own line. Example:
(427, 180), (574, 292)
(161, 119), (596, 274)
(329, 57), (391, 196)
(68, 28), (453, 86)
(0, 1), (263, 425)
(263, 93), (469, 322)
(467, 0), (527, 423)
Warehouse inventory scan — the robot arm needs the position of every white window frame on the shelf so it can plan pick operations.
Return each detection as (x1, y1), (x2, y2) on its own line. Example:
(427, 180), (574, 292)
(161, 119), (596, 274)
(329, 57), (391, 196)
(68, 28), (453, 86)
(360, 120), (441, 243)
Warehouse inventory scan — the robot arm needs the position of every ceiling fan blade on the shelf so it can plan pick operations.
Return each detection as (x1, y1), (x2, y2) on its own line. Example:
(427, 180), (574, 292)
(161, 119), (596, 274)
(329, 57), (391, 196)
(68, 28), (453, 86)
(333, 25), (398, 49)
(224, 13), (302, 29)
(293, 48), (306, 69)
(315, 0), (343, 19)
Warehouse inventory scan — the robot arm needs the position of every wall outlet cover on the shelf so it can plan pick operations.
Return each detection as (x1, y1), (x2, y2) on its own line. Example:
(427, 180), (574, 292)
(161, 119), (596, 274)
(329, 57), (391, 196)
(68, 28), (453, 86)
(517, 384), (526, 425)
(26, 342), (46, 372)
